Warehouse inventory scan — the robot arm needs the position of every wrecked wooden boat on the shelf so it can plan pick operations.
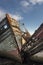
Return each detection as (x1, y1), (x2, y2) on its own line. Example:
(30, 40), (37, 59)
(0, 14), (22, 63)
(22, 23), (43, 62)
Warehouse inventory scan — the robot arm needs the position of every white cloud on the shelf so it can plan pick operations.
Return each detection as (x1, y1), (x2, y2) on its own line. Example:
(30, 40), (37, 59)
(9, 14), (23, 21)
(20, 1), (29, 8)
(29, 0), (43, 5)
(0, 9), (6, 21)
(20, 0), (31, 13)
(21, 0), (43, 6)
(0, 9), (23, 21)
(20, 0), (43, 12)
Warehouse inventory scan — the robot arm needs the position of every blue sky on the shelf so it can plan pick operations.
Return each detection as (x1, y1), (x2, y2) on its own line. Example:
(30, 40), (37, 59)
(0, 0), (43, 35)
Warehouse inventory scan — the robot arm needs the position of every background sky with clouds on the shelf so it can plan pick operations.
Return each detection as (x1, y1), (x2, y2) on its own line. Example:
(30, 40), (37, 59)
(0, 0), (43, 35)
